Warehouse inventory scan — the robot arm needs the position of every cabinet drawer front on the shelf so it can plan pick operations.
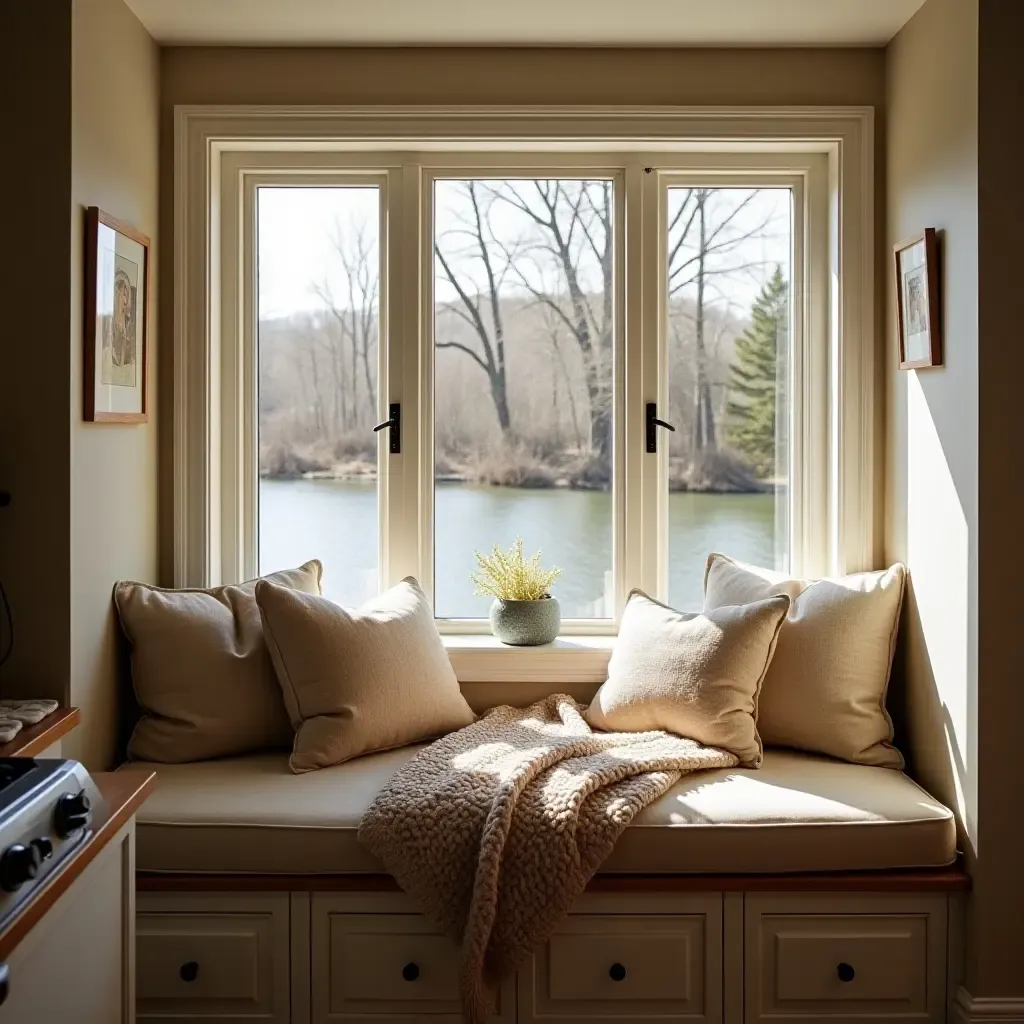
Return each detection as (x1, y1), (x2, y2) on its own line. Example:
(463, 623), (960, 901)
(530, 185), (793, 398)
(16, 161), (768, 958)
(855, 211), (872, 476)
(520, 899), (723, 1022)
(745, 895), (947, 1024)
(333, 915), (461, 1004)
(137, 896), (290, 1022)
(767, 915), (927, 1009)
(312, 904), (514, 1022)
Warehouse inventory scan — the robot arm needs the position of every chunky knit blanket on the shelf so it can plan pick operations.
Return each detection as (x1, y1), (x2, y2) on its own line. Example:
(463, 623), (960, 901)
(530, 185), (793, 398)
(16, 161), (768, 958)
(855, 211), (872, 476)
(358, 694), (737, 1022)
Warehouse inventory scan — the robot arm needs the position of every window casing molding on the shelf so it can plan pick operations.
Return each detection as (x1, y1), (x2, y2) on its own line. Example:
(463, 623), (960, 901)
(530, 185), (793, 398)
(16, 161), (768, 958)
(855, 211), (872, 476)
(174, 106), (876, 672)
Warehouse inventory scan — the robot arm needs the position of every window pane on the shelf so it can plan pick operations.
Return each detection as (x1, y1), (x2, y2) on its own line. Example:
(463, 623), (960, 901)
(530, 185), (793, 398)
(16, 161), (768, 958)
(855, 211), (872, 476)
(257, 186), (380, 606)
(433, 179), (615, 619)
(666, 187), (792, 610)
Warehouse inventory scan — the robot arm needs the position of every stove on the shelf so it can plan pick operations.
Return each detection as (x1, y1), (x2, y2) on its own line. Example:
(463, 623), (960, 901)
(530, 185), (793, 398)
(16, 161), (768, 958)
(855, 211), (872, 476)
(0, 759), (103, 929)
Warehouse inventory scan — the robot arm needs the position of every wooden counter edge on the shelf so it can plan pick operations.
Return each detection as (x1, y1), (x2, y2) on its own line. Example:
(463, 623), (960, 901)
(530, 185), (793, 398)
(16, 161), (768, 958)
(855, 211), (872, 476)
(137, 863), (970, 894)
(0, 708), (80, 760)
(0, 769), (156, 961)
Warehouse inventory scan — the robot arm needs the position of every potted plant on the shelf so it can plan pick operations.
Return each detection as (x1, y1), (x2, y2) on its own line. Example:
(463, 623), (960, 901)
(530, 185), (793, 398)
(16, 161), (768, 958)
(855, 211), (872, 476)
(471, 538), (562, 646)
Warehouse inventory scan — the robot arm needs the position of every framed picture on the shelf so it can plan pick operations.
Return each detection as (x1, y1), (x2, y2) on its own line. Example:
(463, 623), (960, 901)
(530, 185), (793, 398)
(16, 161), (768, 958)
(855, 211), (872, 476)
(84, 207), (150, 422)
(894, 227), (941, 369)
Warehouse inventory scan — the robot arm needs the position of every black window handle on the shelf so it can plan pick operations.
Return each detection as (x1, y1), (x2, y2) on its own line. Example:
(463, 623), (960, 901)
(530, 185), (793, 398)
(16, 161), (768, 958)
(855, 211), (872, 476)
(609, 962), (627, 982)
(373, 403), (401, 454)
(402, 962), (420, 981)
(645, 402), (676, 453)
(837, 962), (855, 983)
(180, 961), (199, 982)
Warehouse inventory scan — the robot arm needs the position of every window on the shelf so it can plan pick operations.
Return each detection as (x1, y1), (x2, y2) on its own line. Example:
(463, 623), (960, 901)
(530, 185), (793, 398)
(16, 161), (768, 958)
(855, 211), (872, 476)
(433, 178), (615, 621)
(177, 108), (874, 665)
(256, 185), (381, 607)
(662, 184), (793, 610)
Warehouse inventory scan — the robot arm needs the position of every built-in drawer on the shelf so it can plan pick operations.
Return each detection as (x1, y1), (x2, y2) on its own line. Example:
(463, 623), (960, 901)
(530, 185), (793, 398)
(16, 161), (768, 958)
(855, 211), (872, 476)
(137, 893), (291, 1022)
(518, 893), (723, 1023)
(312, 893), (515, 1022)
(744, 893), (948, 1024)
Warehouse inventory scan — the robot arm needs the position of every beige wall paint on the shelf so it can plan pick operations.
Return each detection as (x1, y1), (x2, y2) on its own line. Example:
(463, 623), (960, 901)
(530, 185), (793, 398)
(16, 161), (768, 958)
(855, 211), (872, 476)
(888, 0), (1024, 999)
(885, 0), (978, 861)
(157, 46), (888, 582)
(974, 0), (1024, 999)
(0, 5), (73, 704)
(68, 0), (160, 768)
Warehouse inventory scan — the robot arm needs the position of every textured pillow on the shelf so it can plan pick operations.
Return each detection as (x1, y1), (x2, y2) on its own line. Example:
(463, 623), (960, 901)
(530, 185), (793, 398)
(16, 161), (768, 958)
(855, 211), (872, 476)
(256, 576), (475, 773)
(703, 554), (906, 768)
(585, 589), (791, 767)
(115, 561), (322, 763)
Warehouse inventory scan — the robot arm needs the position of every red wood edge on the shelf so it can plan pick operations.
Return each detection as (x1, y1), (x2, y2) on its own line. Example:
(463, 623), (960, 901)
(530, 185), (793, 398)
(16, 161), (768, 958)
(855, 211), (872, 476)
(137, 863), (969, 894)
(0, 770), (156, 960)
(0, 708), (80, 760)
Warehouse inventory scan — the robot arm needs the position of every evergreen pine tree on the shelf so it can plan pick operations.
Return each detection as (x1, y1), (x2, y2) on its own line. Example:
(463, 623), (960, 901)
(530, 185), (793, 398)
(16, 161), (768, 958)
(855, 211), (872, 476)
(726, 266), (788, 478)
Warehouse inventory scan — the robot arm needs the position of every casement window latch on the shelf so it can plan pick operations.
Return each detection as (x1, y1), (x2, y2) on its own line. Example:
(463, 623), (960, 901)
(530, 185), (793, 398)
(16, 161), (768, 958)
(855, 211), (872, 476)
(373, 403), (401, 455)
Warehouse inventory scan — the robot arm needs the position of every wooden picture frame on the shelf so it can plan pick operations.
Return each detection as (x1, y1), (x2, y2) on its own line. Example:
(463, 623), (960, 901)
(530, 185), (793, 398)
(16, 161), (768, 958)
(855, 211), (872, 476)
(894, 227), (942, 369)
(84, 207), (150, 422)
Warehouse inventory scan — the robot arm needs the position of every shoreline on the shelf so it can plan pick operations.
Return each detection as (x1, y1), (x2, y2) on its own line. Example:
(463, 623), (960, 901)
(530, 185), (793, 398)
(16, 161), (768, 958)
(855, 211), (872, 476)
(260, 468), (777, 496)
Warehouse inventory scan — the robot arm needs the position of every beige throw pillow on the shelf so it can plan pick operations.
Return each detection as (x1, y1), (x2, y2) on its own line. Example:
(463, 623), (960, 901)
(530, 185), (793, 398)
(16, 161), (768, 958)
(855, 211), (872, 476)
(256, 577), (475, 773)
(115, 561), (322, 763)
(585, 589), (791, 767)
(703, 554), (906, 768)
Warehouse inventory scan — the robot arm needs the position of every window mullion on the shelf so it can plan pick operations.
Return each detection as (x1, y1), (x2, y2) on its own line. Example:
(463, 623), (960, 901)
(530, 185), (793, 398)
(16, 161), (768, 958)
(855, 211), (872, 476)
(381, 163), (424, 591)
(622, 163), (655, 606)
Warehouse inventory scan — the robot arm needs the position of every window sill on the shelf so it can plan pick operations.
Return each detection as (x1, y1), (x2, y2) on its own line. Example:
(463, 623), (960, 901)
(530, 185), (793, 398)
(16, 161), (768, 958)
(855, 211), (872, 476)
(442, 634), (615, 684)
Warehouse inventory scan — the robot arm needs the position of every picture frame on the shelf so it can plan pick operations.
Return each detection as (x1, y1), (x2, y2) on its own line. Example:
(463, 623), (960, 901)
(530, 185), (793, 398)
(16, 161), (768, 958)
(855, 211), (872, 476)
(894, 227), (942, 370)
(83, 207), (150, 422)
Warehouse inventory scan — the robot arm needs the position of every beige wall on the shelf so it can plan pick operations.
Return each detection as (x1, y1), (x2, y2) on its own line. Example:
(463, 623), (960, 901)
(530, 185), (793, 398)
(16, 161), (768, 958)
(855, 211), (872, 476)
(0, 5), (73, 704)
(885, 0), (978, 861)
(67, 0), (160, 769)
(157, 46), (888, 582)
(887, 0), (1024, 999)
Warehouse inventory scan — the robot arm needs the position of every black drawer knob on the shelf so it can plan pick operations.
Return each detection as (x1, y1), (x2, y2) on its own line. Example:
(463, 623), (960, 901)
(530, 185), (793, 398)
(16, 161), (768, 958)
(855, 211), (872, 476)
(180, 961), (199, 983)
(837, 962), (855, 983)
(609, 962), (627, 982)
(402, 962), (420, 982)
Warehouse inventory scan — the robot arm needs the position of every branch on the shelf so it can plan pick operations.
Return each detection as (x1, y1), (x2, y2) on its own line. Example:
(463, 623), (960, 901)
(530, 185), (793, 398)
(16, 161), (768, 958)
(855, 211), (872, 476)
(436, 339), (491, 375)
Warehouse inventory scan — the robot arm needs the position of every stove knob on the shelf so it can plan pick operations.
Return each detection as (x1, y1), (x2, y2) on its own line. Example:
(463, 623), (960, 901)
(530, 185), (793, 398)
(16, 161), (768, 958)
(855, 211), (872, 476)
(0, 844), (41, 892)
(54, 791), (92, 838)
(31, 837), (54, 861)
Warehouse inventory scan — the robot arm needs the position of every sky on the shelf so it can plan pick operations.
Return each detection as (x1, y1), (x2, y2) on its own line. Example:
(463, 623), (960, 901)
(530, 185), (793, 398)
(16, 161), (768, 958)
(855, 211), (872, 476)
(256, 182), (791, 322)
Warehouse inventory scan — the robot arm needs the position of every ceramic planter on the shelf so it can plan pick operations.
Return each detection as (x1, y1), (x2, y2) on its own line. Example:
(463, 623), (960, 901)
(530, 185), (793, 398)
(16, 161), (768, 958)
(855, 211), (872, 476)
(489, 595), (560, 646)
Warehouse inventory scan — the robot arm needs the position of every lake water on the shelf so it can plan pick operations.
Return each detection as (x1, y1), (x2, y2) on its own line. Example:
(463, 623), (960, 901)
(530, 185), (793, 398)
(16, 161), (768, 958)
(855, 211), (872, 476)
(260, 478), (780, 617)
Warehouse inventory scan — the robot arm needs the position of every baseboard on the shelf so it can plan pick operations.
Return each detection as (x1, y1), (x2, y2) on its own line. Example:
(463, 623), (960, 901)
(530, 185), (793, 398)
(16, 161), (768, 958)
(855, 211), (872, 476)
(954, 988), (1024, 1023)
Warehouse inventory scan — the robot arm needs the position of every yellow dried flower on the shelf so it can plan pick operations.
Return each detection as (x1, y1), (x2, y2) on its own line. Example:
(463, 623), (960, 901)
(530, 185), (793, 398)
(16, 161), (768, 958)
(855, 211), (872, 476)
(470, 537), (562, 601)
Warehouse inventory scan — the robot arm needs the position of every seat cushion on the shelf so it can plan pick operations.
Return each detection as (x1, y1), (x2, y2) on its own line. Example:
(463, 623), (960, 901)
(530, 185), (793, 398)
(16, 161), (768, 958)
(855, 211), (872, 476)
(130, 747), (956, 876)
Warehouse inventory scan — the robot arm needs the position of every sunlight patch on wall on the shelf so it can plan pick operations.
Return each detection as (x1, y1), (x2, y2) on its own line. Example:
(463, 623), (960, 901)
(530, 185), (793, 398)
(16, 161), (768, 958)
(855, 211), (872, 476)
(906, 370), (975, 849)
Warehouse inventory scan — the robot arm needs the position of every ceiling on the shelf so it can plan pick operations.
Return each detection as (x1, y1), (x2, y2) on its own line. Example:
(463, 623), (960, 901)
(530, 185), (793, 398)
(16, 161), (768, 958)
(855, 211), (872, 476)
(125, 0), (927, 47)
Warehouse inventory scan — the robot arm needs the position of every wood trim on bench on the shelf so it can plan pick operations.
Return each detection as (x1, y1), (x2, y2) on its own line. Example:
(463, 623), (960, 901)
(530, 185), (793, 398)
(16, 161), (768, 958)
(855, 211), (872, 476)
(137, 864), (970, 894)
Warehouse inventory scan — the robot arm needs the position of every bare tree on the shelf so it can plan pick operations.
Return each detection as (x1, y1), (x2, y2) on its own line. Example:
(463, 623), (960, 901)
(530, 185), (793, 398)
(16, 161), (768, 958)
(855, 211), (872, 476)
(312, 215), (379, 435)
(434, 181), (515, 437)
(491, 180), (614, 463)
(667, 188), (775, 459)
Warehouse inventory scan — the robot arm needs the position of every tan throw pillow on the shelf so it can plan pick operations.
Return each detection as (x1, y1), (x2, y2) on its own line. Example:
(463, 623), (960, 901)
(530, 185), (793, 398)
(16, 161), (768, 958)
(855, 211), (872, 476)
(256, 577), (475, 773)
(115, 561), (322, 763)
(703, 554), (906, 768)
(585, 589), (791, 767)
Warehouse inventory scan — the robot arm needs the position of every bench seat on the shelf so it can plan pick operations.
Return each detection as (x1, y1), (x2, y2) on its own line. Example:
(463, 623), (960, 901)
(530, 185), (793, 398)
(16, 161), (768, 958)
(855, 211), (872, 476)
(128, 746), (956, 876)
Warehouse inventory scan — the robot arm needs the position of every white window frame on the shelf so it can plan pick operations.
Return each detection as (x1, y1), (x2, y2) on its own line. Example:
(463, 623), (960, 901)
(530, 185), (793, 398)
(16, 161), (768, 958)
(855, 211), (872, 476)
(174, 106), (875, 681)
